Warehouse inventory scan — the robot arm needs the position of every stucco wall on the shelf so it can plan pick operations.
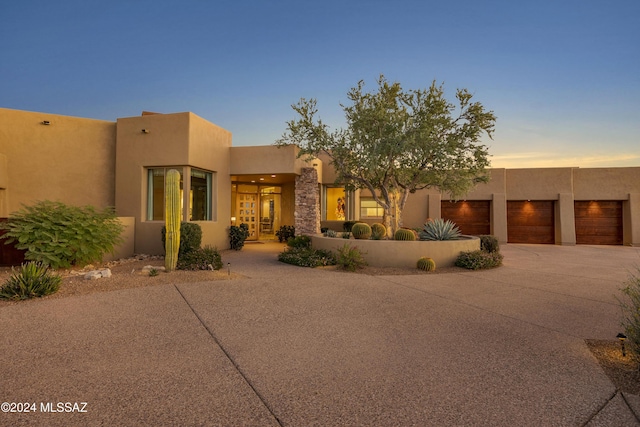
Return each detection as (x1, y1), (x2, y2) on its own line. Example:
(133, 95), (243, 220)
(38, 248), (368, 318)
(230, 145), (321, 180)
(115, 112), (232, 254)
(0, 108), (116, 213)
(573, 167), (640, 200)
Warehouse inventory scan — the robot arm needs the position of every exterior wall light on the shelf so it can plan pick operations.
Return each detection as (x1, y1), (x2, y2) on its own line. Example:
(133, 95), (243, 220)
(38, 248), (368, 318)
(41, 120), (50, 125)
(141, 129), (150, 134)
(617, 333), (627, 357)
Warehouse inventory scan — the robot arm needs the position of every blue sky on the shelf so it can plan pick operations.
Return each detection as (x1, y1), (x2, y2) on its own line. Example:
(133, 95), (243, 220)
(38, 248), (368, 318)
(1, 0), (638, 168)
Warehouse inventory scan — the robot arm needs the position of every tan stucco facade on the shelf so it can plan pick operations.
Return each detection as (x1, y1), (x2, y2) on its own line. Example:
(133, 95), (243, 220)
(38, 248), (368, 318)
(0, 108), (117, 212)
(2, 106), (639, 266)
(115, 112), (232, 254)
(347, 167), (640, 246)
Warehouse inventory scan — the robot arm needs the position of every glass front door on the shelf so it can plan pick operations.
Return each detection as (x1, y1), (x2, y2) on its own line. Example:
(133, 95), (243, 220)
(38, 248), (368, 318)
(233, 184), (282, 240)
(236, 193), (258, 240)
(259, 187), (281, 240)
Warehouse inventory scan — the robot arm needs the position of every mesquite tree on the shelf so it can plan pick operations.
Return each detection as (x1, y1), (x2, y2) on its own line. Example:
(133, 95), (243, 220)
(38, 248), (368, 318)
(275, 75), (496, 236)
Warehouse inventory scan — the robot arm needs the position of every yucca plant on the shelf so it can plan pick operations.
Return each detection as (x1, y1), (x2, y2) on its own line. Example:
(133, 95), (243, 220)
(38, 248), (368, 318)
(419, 218), (462, 241)
(0, 261), (61, 300)
(371, 223), (386, 240)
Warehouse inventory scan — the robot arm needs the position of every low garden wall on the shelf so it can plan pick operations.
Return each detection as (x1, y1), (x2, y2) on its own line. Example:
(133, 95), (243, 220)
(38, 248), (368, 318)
(311, 235), (480, 268)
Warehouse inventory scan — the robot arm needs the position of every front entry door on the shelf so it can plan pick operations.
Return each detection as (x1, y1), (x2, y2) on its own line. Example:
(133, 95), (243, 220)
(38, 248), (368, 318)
(237, 193), (258, 240)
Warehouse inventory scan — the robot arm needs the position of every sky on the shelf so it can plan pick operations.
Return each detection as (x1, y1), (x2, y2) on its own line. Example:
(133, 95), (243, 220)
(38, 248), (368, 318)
(1, 0), (638, 168)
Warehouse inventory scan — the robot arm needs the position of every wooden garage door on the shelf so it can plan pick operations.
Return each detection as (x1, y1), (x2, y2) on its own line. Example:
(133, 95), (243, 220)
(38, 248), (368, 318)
(441, 201), (490, 235)
(575, 201), (623, 245)
(507, 201), (555, 244)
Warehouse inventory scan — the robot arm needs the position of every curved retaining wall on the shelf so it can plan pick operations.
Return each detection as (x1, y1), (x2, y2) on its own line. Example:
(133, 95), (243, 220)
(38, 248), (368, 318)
(311, 235), (480, 268)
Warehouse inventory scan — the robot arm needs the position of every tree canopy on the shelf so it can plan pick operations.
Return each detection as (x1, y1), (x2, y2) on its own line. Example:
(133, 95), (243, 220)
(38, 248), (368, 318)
(275, 75), (496, 235)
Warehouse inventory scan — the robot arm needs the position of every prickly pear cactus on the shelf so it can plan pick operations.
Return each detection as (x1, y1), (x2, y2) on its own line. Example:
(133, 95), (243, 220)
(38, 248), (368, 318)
(164, 169), (181, 272)
(417, 256), (436, 271)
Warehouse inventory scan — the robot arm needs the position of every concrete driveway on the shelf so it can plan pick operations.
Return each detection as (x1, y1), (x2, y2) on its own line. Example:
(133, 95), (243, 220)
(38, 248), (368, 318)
(1, 243), (640, 426)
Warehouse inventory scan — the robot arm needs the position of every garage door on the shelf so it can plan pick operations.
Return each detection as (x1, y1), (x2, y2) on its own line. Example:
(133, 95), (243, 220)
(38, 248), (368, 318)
(441, 200), (490, 235)
(575, 201), (623, 245)
(507, 201), (555, 244)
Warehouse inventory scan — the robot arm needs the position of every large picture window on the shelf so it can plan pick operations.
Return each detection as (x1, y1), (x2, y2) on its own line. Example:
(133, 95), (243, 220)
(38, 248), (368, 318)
(324, 187), (347, 220)
(146, 167), (214, 221)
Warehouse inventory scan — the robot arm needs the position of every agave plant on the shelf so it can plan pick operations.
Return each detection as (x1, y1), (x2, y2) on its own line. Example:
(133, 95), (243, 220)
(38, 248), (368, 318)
(419, 218), (462, 241)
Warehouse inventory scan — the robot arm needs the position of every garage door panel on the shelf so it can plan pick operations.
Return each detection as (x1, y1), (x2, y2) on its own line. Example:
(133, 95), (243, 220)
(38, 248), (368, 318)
(441, 201), (490, 236)
(575, 201), (622, 245)
(507, 201), (555, 244)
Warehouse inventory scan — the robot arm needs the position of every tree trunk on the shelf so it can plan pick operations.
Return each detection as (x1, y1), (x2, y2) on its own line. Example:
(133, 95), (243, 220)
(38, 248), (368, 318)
(382, 190), (402, 238)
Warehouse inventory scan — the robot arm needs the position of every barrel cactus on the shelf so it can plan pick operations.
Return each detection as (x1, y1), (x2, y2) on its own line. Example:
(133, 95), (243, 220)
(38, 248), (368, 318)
(394, 228), (416, 241)
(417, 256), (436, 271)
(371, 223), (386, 240)
(164, 169), (181, 272)
(351, 223), (372, 240)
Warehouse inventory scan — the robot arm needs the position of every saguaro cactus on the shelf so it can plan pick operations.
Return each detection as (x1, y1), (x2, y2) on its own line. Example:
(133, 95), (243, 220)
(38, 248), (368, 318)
(164, 169), (181, 272)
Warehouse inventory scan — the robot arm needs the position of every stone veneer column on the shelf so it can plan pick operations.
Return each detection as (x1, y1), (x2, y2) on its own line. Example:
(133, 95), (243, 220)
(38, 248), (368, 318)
(294, 167), (320, 235)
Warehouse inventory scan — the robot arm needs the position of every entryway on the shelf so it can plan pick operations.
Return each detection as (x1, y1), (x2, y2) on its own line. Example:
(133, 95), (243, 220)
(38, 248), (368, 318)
(232, 184), (282, 241)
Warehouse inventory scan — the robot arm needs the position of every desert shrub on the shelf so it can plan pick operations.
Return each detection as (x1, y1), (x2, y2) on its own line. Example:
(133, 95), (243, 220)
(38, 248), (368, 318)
(324, 229), (338, 238)
(320, 227), (329, 234)
(0, 200), (124, 269)
(287, 235), (312, 249)
(455, 250), (503, 270)
(0, 261), (61, 300)
(478, 235), (500, 253)
(177, 246), (223, 271)
(619, 269), (640, 362)
(276, 225), (295, 243)
(229, 223), (250, 250)
(419, 218), (461, 241)
(343, 221), (357, 232)
(351, 223), (372, 240)
(371, 223), (386, 240)
(161, 222), (202, 258)
(394, 228), (416, 241)
(334, 243), (367, 272)
(417, 257), (436, 271)
(341, 232), (351, 239)
(278, 246), (336, 267)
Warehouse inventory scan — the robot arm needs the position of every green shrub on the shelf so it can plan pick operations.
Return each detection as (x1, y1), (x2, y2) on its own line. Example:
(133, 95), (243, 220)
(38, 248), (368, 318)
(455, 250), (503, 270)
(351, 223), (372, 240)
(0, 261), (61, 300)
(276, 225), (295, 243)
(341, 231), (351, 239)
(278, 246), (336, 267)
(419, 218), (461, 241)
(619, 269), (640, 362)
(287, 235), (312, 249)
(334, 243), (367, 272)
(343, 221), (357, 232)
(417, 257), (436, 271)
(177, 246), (223, 271)
(161, 222), (202, 258)
(229, 223), (250, 250)
(479, 235), (500, 253)
(371, 223), (386, 240)
(0, 201), (124, 269)
(394, 228), (416, 241)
